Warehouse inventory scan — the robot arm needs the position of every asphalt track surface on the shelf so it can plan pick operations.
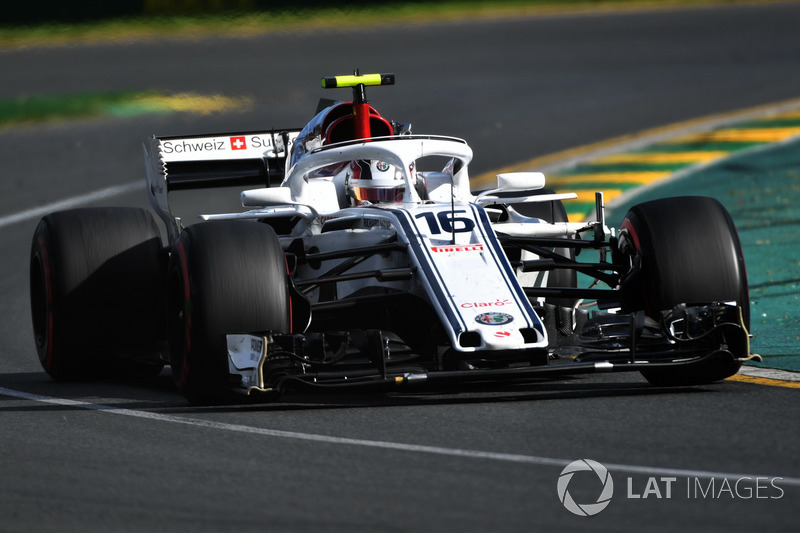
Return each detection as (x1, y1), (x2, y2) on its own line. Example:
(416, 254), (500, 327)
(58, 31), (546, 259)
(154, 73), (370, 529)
(1, 3), (799, 532)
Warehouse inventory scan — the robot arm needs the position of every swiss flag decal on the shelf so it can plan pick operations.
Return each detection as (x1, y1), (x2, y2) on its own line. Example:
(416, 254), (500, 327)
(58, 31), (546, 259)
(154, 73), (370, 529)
(230, 136), (247, 150)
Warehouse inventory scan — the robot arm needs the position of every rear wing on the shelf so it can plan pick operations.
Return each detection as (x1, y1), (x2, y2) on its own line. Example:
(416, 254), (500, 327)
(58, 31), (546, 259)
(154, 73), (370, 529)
(143, 129), (301, 241)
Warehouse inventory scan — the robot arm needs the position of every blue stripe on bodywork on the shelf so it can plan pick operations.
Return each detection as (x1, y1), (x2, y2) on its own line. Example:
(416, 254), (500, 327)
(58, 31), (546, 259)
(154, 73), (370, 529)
(388, 208), (467, 337)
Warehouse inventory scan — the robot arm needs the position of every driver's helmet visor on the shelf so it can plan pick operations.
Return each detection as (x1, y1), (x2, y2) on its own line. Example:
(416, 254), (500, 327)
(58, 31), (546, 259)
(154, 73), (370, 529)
(347, 160), (406, 204)
(349, 180), (406, 203)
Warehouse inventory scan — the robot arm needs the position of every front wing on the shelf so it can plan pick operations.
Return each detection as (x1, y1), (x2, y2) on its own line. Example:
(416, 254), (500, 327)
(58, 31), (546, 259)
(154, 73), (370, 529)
(224, 302), (752, 396)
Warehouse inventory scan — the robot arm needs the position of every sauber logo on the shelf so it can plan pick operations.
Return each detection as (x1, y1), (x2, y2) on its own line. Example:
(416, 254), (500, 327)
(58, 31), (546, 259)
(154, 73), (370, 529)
(430, 244), (484, 253)
(230, 136), (247, 150)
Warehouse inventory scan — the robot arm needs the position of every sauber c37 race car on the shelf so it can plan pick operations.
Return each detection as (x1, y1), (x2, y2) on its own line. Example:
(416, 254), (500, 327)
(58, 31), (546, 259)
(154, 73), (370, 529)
(29, 73), (757, 403)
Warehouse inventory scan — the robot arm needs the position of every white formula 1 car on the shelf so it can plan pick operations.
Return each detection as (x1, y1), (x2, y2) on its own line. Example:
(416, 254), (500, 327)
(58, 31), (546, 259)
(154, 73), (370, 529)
(30, 73), (755, 403)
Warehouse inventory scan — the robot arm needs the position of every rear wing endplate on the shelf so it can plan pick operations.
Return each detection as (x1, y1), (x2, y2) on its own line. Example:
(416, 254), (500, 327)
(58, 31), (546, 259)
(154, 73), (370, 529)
(143, 129), (301, 240)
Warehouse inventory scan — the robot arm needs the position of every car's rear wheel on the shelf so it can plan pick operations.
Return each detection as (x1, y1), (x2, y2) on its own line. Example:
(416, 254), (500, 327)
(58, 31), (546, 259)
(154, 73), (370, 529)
(30, 207), (166, 380)
(618, 196), (749, 385)
(168, 221), (290, 403)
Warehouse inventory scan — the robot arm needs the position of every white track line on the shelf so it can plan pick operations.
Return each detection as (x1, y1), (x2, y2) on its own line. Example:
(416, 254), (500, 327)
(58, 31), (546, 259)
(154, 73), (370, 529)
(1, 385), (797, 486)
(0, 181), (141, 229)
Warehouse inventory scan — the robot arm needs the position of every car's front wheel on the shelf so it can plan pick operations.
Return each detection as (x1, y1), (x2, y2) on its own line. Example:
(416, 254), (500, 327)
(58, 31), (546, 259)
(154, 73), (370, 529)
(167, 221), (291, 403)
(618, 196), (749, 385)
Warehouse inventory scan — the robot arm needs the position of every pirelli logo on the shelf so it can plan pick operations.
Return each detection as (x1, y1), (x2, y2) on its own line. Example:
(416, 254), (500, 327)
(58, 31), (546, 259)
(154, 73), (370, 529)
(430, 244), (484, 253)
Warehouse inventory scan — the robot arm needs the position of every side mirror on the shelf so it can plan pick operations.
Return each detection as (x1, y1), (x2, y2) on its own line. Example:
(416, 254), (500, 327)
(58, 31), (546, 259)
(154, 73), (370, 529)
(496, 172), (545, 192)
(474, 172), (547, 205)
(241, 187), (293, 207)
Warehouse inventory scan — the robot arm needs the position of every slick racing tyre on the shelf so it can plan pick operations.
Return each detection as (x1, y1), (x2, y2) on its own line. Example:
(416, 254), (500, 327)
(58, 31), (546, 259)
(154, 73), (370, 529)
(167, 221), (290, 404)
(618, 196), (749, 385)
(30, 207), (166, 380)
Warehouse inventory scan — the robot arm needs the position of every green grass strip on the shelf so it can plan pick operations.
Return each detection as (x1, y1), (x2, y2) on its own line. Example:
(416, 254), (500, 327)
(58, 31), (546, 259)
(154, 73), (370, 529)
(0, 0), (777, 50)
(0, 91), (251, 127)
(0, 91), (150, 126)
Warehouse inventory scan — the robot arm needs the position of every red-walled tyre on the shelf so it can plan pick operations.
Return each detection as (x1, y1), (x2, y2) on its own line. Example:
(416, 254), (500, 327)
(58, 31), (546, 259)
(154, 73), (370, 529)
(167, 221), (290, 404)
(618, 196), (749, 385)
(29, 208), (166, 380)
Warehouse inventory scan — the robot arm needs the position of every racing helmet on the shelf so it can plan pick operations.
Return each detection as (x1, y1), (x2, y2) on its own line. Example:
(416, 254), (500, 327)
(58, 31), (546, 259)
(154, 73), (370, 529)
(346, 160), (406, 204)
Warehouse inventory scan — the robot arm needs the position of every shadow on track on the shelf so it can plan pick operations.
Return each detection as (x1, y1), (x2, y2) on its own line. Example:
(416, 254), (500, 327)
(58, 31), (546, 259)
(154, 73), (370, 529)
(0, 369), (719, 415)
